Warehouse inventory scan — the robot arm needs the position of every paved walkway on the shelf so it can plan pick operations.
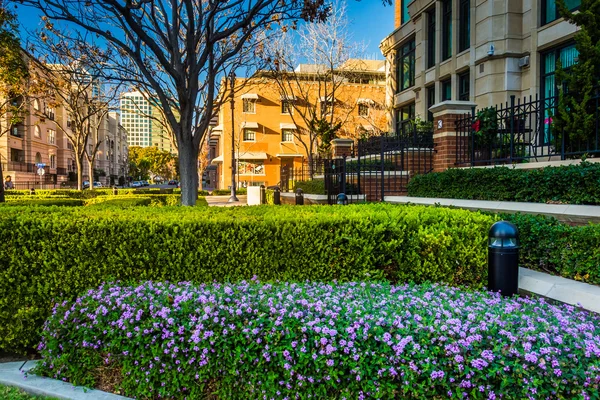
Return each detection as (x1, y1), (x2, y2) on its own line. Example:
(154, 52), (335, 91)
(205, 195), (247, 207)
(385, 196), (600, 224)
(519, 267), (600, 313)
(0, 361), (130, 399)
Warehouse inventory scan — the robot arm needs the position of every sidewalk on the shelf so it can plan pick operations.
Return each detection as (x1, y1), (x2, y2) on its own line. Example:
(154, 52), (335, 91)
(205, 195), (247, 207)
(0, 361), (130, 399)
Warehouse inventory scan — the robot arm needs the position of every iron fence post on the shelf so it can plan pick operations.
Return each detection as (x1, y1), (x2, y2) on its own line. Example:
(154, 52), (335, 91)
(471, 106), (476, 167)
(510, 95), (515, 162)
(380, 137), (385, 202)
(341, 156), (347, 195)
(357, 140), (361, 197)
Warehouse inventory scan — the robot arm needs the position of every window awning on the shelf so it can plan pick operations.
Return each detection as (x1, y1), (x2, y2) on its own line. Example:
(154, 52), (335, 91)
(276, 153), (303, 158)
(357, 98), (375, 105)
(241, 121), (259, 129)
(211, 155), (223, 164)
(279, 123), (297, 130)
(241, 93), (259, 100)
(280, 95), (297, 101)
(237, 152), (268, 160)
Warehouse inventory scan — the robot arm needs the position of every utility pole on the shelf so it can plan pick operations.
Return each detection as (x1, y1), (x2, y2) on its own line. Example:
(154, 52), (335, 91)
(228, 70), (239, 202)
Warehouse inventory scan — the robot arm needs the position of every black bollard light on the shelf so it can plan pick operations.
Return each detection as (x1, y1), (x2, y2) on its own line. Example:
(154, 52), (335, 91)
(337, 193), (348, 205)
(488, 221), (520, 297)
(260, 185), (266, 205)
(29, 188), (36, 195)
(295, 188), (304, 205)
(273, 187), (281, 205)
(113, 186), (119, 195)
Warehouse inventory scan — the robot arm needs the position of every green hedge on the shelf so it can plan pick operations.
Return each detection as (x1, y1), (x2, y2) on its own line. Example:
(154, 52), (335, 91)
(0, 198), (85, 207)
(407, 161), (600, 204)
(211, 188), (247, 195)
(0, 204), (493, 352)
(502, 213), (600, 285)
(293, 179), (325, 194)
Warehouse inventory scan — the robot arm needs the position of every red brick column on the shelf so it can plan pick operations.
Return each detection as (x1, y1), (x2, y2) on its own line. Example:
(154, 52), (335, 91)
(331, 139), (354, 158)
(429, 101), (476, 173)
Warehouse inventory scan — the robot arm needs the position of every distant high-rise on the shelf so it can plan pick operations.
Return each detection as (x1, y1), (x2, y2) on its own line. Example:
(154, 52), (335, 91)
(120, 91), (175, 153)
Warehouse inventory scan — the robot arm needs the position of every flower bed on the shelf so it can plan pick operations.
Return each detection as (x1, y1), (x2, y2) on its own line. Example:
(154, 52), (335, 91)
(34, 281), (600, 399)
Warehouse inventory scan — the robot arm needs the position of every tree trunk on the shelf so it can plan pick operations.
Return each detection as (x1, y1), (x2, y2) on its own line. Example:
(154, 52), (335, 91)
(88, 158), (94, 191)
(76, 157), (84, 190)
(0, 161), (5, 203)
(179, 144), (199, 206)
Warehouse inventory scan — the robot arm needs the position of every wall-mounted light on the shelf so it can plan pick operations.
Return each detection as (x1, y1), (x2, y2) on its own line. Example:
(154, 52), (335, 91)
(488, 44), (495, 57)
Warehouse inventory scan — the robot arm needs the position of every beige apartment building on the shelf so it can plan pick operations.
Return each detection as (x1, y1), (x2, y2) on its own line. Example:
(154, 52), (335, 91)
(208, 60), (387, 189)
(1, 66), (128, 187)
(382, 0), (581, 133)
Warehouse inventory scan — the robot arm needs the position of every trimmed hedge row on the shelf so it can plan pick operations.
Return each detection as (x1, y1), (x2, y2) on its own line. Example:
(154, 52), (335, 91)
(1, 195), (208, 207)
(502, 213), (600, 285)
(293, 179), (326, 194)
(0, 204), (494, 352)
(407, 161), (600, 204)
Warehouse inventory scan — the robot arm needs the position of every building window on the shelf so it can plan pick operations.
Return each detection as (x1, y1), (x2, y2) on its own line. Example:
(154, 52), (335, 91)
(442, 0), (452, 61)
(282, 129), (294, 142)
(427, 8), (436, 69)
(458, 71), (470, 101)
(541, 42), (578, 143)
(395, 103), (415, 138)
(242, 99), (256, 113)
(35, 152), (42, 164)
(542, 0), (580, 26)
(10, 125), (21, 138)
(397, 38), (416, 92)
(34, 126), (41, 138)
(426, 86), (436, 122)
(459, 0), (470, 52)
(10, 148), (24, 162)
(441, 78), (452, 101)
(50, 154), (56, 169)
(281, 100), (293, 114)
(33, 99), (40, 111)
(358, 103), (369, 117)
(401, 0), (410, 25)
(243, 128), (256, 142)
(48, 129), (56, 144)
(238, 160), (265, 175)
(46, 106), (55, 120)
(320, 100), (333, 116)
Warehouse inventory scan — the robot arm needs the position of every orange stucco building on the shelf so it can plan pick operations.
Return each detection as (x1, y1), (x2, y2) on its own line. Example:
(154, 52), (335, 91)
(208, 60), (388, 190)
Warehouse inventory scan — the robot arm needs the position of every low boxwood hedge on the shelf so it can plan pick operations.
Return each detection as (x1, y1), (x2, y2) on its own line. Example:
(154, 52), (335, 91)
(0, 204), (493, 352)
(211, 188), (247, 195)
(33, 281), (600, 399)
(293, 179), (325, 195)
(501, 213), (600, 285)
(407, 161), (600, 204)
(0, 198), (85, 207)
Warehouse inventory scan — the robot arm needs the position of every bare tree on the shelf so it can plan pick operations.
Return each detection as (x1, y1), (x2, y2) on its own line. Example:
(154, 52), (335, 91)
(260, 1), (370, 174)
(28, 33), (123, 190)
(17, 0), (331, 205)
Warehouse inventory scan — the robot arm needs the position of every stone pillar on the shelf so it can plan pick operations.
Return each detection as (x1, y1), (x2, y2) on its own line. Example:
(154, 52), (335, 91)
(331, 139), (354, 158)
(429, 101), (476, 172)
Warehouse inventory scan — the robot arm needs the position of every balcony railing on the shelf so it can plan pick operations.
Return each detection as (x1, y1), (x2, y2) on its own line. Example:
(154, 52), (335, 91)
(456, 90), (600, 166)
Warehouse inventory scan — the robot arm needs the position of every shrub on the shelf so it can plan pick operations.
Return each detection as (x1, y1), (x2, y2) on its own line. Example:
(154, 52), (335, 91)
(84, 196), (153, 207)
(293, 179), (325, 195)
(0, 204), (493, 352)
(212, 188), (247, 195)
(265, 188), (275, 205)
(501, 213), (600, 285)
(33, 281), (600, 399)
(407, 161), (600, 204)
(0, 198), (84, 207)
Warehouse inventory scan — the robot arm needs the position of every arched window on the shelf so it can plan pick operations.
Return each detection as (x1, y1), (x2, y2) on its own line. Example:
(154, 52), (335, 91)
(35, 153), (42, 164)
(34, 126), (41, 138)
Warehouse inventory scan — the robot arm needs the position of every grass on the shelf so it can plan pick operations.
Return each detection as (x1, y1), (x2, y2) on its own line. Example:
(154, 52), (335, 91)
(0, 385), (58, 399)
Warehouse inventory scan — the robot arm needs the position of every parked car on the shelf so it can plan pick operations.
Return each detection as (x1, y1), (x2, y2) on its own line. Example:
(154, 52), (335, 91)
(142, 180), (150, 187)
(131, 181), (142, 188)
(93, 181), (103, 188)
(168, 180), (178, 186)
(83, 180), (90, 189)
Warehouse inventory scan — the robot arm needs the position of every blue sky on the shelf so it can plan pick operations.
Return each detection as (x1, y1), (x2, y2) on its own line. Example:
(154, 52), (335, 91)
(15, 0), (393, 59)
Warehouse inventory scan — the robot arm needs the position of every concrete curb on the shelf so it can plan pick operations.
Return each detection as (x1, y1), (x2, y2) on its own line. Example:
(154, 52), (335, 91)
(385, 196), (600, 224)
(0, 361), (131, 400)
(519, 267), (600, 314)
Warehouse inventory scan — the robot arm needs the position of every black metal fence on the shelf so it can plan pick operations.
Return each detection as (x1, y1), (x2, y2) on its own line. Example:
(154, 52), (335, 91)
(280, 128), (435, 202)
(456, 91), (600, 166)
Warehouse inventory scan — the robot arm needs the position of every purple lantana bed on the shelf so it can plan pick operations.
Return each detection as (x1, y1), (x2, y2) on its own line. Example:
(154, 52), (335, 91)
(33, 281), (600, 399)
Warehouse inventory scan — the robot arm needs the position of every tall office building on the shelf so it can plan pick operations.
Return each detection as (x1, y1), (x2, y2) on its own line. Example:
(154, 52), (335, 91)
(120, 91), (175, 153)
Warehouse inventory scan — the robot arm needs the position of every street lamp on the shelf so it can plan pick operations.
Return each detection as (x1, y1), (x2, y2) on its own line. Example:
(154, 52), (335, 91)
(228, 70), (239, 203)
